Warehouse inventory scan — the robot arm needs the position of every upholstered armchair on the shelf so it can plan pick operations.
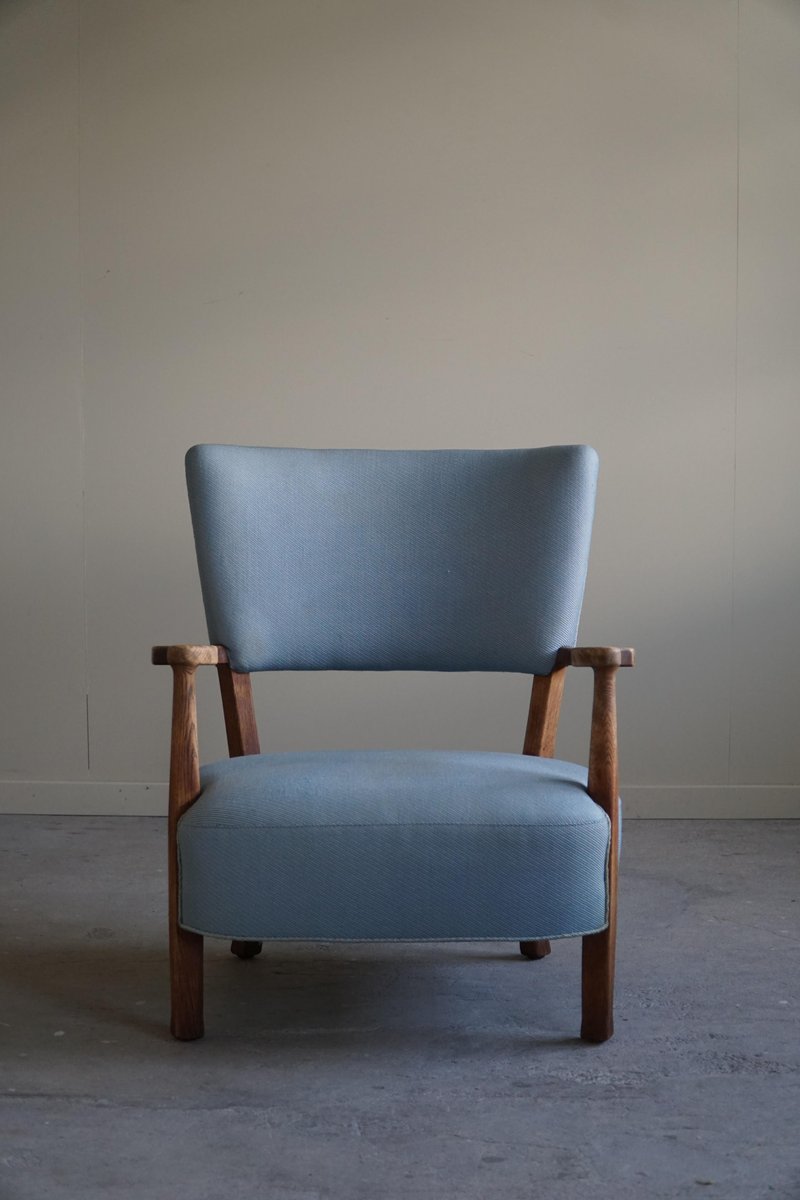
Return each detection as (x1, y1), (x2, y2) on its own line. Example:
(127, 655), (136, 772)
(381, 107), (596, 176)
(153, 445), (633, 1042)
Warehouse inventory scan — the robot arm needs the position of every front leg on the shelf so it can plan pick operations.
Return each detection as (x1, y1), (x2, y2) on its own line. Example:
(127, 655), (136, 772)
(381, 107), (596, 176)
(166, 662), (205, 1040)
(580, 662), (621, 1043)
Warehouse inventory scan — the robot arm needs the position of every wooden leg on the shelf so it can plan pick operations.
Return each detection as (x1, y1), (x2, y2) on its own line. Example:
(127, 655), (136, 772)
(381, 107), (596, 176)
(580, 923), (616, 1043)
(519, 939), (551, 959)
(170, 924), (204, 1041)
(580, 664), (621, 1043)
(231, 939), (262, 960)
(165, 663), (204, 1040)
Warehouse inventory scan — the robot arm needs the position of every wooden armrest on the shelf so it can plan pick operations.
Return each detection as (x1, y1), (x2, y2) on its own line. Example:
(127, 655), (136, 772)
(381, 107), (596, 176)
(151, 644), (229, 667)
(557, 646), (635, 669)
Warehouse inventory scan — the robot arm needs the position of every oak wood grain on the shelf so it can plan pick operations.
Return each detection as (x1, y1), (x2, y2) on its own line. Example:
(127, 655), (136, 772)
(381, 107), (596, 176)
(523, 667), (567, 758)
(580, 664), (620, 1043)
(217, 664), (261, 757)
(558, 646), (635, 669)
(167, 663), (204, 1040)
(152, 644), (228, 667)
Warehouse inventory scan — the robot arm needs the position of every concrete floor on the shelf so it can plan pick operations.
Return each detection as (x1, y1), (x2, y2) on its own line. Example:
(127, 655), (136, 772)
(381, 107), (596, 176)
(0, 818), (798, 1199)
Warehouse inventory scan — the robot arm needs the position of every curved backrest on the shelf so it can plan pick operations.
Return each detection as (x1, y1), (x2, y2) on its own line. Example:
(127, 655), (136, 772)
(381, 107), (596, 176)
(185, 444), (599, 675)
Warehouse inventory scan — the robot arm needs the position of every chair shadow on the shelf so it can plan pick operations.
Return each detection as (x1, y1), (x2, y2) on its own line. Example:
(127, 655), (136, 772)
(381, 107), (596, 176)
(2, 937), (585, 1053)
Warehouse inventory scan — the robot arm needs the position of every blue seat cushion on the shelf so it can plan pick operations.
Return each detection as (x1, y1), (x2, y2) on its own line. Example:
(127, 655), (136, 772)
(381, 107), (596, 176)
(177, 750), (612, 941)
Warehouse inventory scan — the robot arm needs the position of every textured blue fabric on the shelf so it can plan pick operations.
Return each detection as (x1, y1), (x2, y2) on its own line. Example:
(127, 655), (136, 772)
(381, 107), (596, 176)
(177, 751), (610, 941)
(185, 445), (598, 674)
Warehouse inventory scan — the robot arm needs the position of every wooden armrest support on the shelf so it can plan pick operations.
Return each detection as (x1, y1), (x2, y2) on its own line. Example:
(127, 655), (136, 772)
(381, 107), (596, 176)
(542, 647), (634, 814)
(152, 645), (229, 667)
(558, 646), (635, 669)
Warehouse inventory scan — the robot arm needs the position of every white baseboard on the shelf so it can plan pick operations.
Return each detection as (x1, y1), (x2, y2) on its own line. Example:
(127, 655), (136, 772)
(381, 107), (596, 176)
(0, 780), (798, 818)
(623, 786), (800, 818)
(0, 781), (169, 816)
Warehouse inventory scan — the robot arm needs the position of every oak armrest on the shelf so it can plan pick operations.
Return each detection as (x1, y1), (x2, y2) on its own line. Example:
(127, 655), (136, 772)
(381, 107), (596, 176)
(557, 646), (635, 669)
(152, 644), (229, 667)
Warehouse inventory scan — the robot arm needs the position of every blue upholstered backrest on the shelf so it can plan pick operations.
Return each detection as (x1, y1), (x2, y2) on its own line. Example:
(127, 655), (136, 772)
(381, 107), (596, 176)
(185, 444), (598, 675)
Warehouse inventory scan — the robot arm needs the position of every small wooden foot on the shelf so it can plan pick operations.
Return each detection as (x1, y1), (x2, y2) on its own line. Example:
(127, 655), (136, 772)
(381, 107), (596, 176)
(519, 939), (551, 960)
(231, 939), (262, 960)
(170, 926), (204, 1040)
(580, 927), (615, 1043)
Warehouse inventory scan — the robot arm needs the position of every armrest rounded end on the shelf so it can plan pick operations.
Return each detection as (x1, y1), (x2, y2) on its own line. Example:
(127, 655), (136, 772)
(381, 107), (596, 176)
(151, 645), (228, 667)
(559, 646), (635, 669)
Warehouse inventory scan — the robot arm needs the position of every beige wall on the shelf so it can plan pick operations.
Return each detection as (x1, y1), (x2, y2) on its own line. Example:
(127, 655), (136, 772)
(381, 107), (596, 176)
(1, 0), (798, 817)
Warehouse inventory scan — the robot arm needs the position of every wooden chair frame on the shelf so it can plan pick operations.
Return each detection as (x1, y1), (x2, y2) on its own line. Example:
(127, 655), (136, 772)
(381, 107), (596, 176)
(152, 643), (634, 1042)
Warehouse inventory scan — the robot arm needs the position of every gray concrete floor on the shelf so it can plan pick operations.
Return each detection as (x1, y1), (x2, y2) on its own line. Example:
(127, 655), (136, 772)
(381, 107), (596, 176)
(0, 817), (798, 1199)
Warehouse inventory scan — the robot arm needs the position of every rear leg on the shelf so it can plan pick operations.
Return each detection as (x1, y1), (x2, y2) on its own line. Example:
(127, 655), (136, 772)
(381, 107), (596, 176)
(231, 940), (263, 959)
(519, 939), (551, 960)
